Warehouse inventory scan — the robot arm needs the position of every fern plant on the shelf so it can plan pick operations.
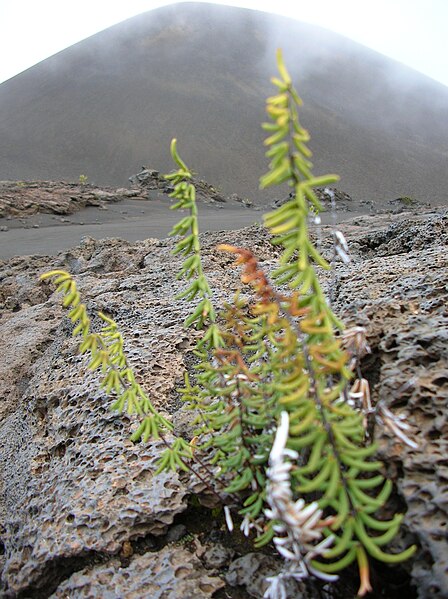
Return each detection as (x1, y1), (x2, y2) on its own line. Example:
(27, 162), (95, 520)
(41, 50), (416, 597)
(38, 270), (216, 484)
(174, 50), (415, 593)
(38, 272), (173, 442)
(165, 138), (224, 348)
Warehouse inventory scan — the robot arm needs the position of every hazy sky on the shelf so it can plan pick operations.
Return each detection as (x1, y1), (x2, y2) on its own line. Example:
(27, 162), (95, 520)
(0, 0), (447, 86)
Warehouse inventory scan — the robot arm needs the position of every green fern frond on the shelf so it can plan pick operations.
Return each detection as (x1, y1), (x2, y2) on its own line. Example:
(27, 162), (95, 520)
(165, 139), (223, 344)
(40, 270), (173, 440)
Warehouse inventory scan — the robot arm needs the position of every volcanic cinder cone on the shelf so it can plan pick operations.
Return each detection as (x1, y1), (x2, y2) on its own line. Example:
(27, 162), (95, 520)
(0, 2), (447, 205)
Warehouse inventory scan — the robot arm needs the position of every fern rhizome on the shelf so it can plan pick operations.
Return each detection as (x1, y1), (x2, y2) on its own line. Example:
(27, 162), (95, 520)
(41, 50), (416, 597)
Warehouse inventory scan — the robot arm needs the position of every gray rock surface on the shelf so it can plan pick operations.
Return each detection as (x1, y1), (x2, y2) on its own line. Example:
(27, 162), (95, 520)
(0, 207), (447, 597)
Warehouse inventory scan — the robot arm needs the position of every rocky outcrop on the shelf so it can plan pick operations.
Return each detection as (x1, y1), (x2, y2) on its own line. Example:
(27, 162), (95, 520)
(0, 181), (147, 219)
(271, 187), (354, 211)
(129, 166), (250, 206)
(0, 176), (251, 224)
(271, 187), (430, 217)
(0, 208), (446, 597)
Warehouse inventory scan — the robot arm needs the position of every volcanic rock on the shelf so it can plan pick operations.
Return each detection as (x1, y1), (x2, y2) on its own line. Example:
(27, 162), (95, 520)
(0, 208), (447, 597)
(0, 180), (147, 219)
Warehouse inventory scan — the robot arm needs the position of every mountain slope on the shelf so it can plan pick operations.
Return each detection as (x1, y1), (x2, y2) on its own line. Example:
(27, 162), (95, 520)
(0, 2), (447, 204)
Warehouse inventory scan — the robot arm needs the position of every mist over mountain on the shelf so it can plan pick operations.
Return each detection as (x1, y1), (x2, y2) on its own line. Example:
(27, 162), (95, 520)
(0, 2), (447, 204)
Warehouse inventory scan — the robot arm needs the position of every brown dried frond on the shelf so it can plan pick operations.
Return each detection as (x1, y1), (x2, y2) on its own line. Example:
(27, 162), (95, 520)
(288, 291), (311, 318)
(341, 326), (371, 363)
(309, 341), (349, 373)
(217, 244), (275, 305)
(214, 348), (256, 381)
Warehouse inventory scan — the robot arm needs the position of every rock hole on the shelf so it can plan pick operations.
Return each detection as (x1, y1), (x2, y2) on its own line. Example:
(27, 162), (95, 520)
(418, 338), (432, 349)
(383, 336), (398, 350)
(53, 443), (67, 458)
(432, 375), (448, 386)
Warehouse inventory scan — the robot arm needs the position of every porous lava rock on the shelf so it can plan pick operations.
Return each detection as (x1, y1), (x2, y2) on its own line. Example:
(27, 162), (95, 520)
(49, 544), (224, 598)
(0, 207), (446, 597)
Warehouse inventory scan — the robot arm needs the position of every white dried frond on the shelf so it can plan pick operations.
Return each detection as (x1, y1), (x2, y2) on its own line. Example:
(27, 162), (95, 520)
(264, 572), (291, 599)
(240, 514), (264, 537)
(343, 375), (418, 449)
(269, 411), (294, 462)
(377, 404), (418, 449)
(264, 412), (337, 598)
(224, 505), (234, 532)
(240, 515), (251, 537)
(348, 378), (373, 426)
(333, 230), (351, 264)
